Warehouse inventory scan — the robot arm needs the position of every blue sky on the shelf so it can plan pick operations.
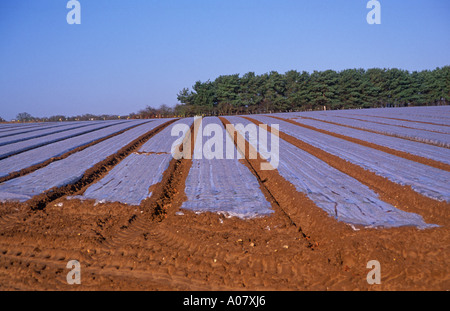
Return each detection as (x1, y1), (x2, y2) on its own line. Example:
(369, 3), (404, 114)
(0, 0), (449, 120)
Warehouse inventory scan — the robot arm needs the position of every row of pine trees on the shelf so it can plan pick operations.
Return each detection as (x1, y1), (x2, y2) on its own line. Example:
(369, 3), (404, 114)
(175, 67), (449, 116)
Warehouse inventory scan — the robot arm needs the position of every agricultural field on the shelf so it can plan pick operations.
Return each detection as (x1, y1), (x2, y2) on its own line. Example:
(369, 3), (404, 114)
(0, 106), (449, 290)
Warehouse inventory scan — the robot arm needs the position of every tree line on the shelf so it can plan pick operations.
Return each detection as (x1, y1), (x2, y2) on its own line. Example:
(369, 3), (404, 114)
(2, 66), (448, 123)
(3, 112), (131, 123)
(175, 67), (449, 116)
(1, 110), (177, 123)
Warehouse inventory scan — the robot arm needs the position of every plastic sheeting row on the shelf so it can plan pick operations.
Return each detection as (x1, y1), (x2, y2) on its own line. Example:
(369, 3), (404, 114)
(253, 115), (450, 203)
(181, 117), (273, 218)
(0, 122), (74, 138)
(0, 121), (108, 145)
(74, 118), (193, 205)
(329, 106), (450, 124)
(225, 116), (436, 229)
(285, 116), (450, 166)
(0, 120), (130, 159)
(0, 119), (169, 202)
(0, 120), (150, 178)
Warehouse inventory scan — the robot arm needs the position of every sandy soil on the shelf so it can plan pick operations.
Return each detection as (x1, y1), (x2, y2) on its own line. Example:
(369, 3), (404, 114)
(0, 117), (448, 291)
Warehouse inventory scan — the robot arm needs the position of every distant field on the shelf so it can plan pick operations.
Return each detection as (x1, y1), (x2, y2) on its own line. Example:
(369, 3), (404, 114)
(0, 106), (449, 290)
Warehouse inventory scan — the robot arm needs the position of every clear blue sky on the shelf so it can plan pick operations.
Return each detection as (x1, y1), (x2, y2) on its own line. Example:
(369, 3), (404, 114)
(0, 0), (449, 120)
